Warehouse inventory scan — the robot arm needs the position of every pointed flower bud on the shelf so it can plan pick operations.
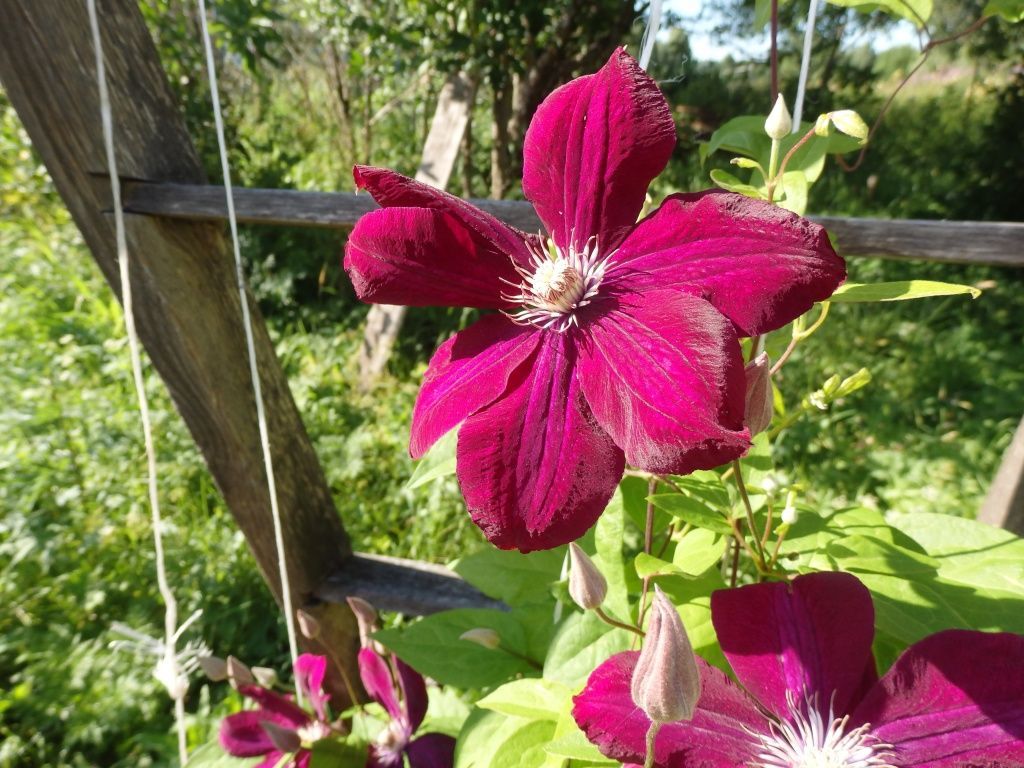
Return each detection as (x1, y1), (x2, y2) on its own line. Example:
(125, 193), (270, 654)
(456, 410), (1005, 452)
(631, 588), (701, 723)
(296, 609), (321, 640)
(459, 628), (501, 650)
(252, 666), (278, 688)
(198, 654), (228, 682)
(568, 542), (608, 610)
(781, 489), (799, 525)
(227, 655), (255, 688)
(765, 95), (792, 140)
(346, 596), (380, 650)
(262, 721), (302, 753)
(743, 352), (774, 436)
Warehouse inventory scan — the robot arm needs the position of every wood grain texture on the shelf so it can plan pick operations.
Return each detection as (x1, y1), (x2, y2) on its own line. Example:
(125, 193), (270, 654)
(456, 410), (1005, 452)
(122, 182), (1024, 266)
(0, 0), (360, 691)
(979, 416), (1024, 535)
(318, 553), (506, 615)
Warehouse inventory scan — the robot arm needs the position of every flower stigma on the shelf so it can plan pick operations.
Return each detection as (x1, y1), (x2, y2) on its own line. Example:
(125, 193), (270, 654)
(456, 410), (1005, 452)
(503, 235), (612, 331)
(752, 692), (896, 768)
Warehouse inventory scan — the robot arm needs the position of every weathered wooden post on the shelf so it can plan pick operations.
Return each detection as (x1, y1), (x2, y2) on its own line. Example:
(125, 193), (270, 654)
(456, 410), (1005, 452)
(0, 0), (360, 695)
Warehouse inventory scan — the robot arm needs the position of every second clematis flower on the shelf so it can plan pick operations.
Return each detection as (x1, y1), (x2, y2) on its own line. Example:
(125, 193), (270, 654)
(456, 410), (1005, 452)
(344, 48), (845, 552)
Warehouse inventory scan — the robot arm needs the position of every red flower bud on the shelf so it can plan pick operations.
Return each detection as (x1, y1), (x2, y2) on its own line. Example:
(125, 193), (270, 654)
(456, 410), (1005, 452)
(568, 542), (608, 610)
(743, 352), (774, 436)
(630, 588), (701, 723)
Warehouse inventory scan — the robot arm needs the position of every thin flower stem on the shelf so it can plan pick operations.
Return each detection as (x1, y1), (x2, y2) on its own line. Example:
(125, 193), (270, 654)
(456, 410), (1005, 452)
(644, 721), (662, 768)
(769, 528), (788, 570)
(729, 517), (763, 572)
(770, 334), (800, 376)
(656, 521), (678, 559)
(595, 606), (646, 638)
(655, 473), (684, 495)
(635, 479), (658, 645)
(761, 500), (774, 551)
(729, 537), (740, 588)
(732, 461), (767, 567)
(775, 125), (817, 183)
(771, 302), (830, 375)
(766, 138), (782, 202)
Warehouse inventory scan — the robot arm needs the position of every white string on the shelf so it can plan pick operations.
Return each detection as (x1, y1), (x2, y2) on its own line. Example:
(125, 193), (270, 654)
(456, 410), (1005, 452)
(196, 0), (302, 704)
(84, 1), (188, 762)
(792, 0), (821, 130)
(639, 0), (664, 70)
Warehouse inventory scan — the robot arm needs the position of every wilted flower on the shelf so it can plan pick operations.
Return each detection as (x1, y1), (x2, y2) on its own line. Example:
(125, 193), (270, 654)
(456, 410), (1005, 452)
(345, 48), (845, 552)
(568, 542), (608, 610)
(573, 572), (1024, 767)
(630, 589), (700, 723)
(219, 654), (335, 768)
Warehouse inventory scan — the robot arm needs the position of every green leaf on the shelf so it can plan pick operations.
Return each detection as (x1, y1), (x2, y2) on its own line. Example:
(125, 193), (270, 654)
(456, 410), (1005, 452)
(828, 280), (981, 303)
(887, 511), (1024, 597)
(825, 0), (932, 26)
(454, 709), (557, 768)
(815, 534), (940, 576)
(984, 0), (1024, 21)
(477, 678), (572, 721)
(672, 527), (728, 575)
(634, 552), (690, 579)
(308, 740), (369, 768)
(374, 609), (536, 688)
(545, 727), (617, 764)
(406, 428), (456, 489)
(709, 169), (764, 198)
(543, 611), (631, 687)
(778, 170), (808, 215)
(648, 494), (733, 535)
(593, 485), (632, 617)
(185, 742), (260, 767)
(452, 547), (564, 607)
(666, 471), (731, 509)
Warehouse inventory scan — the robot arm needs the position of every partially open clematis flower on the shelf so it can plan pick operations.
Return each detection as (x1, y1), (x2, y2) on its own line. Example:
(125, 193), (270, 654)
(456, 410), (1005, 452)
(573, 571), (1024, 767)
(358, 645), (456, 768)
(344, 47), (845, 552)
(220, 654), (335, 767)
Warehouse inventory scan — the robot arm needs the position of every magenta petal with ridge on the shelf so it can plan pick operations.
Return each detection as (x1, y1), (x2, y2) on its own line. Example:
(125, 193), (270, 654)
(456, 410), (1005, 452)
(852, 629), (1024, 767)
(219, 710), (287, 758)
(522, 47), (676, 253)
(456, 331), (624, 552)
(293, 654), (330, 722)
(396, 658), (428, 733)
(410, 316), (540, 458)
(358, 648), (402, 722)
(572, 651), (765, 768)
(577, 289), (749, 475)
(345, 206), (521, 308)
(606, 191), (846, 337)
(711, 571), (877, 721)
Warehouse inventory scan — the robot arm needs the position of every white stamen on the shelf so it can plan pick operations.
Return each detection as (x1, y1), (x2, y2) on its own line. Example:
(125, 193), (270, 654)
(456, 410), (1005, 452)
(752, 691), (896, 768)
(503, 235), (613, 332)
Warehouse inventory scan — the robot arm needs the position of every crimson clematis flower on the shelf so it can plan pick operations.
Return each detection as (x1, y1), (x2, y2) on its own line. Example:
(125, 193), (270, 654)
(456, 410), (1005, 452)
(358, 646), (456, 768)
(219, 654), (335, 768)
(573, 572), (1024, 767)
(344, 47), (845, 552)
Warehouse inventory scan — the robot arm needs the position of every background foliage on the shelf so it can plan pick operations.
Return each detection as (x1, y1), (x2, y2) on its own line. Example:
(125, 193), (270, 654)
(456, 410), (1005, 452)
(1, 0), (1022, 764)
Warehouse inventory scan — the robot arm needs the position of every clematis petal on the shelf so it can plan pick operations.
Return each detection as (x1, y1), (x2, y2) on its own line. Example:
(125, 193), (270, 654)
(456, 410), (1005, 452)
(411, 315), (541, 459)
(396, 658), (428, 733)
(344, 206), (522, 309)
(576, 289), (750, 475)
(522, 47), (676, 253)
(572, 651), (765, 767)
(367, 745), (405, 768)
(456, 330), (625, 552)
(405, 733), (457, 768)
(219, 710), (283, 758)
(851, 629), (1024, 767)
(358, 648), (402, 721)
(354, 165), (534, 266)
(605, 191), (846, 337)
(710, 571), (877, 721)
(238, 685), (310, 729)
(293, 654), (330, 722)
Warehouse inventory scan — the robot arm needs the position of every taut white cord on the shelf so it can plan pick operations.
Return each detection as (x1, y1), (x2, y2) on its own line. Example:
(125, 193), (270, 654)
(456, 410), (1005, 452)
(196, 0), (302, 704)
(639, 0), (664, 71)
(792, 0), (821, 129)
(85, 0), (188, 762)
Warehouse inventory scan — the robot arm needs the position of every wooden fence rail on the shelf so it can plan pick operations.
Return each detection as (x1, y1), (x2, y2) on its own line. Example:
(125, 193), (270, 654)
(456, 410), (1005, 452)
(119, 180), (1024, 267)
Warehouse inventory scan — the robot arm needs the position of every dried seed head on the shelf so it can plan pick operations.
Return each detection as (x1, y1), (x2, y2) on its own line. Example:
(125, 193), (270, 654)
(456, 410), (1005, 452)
(198, 654), (229, 682)
(744, 352), (774, 436)
(226, 655), (255, 688)
(459, 628), (501, 650)
(765, 95), (793, 140)
(568, 542), (608, 610)
(631, 588), (701, 723)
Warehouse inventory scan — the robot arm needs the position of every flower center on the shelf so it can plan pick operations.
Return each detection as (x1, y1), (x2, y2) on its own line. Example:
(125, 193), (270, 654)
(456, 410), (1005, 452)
(752, 693), (896, 768)
(502, 236), (611, 331)
(297, 720), (332, 745)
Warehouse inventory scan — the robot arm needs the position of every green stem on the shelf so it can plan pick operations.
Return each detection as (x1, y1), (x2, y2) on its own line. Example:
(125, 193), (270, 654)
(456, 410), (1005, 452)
(595, 606), (645, 637)
(765, 138), (781, 202)
(644, 722), (662, 768)
(732, 461), (767, 568)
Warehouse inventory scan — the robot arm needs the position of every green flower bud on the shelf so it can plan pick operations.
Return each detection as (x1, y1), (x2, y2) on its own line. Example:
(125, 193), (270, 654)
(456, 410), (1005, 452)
(764, 95), (792, 140)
